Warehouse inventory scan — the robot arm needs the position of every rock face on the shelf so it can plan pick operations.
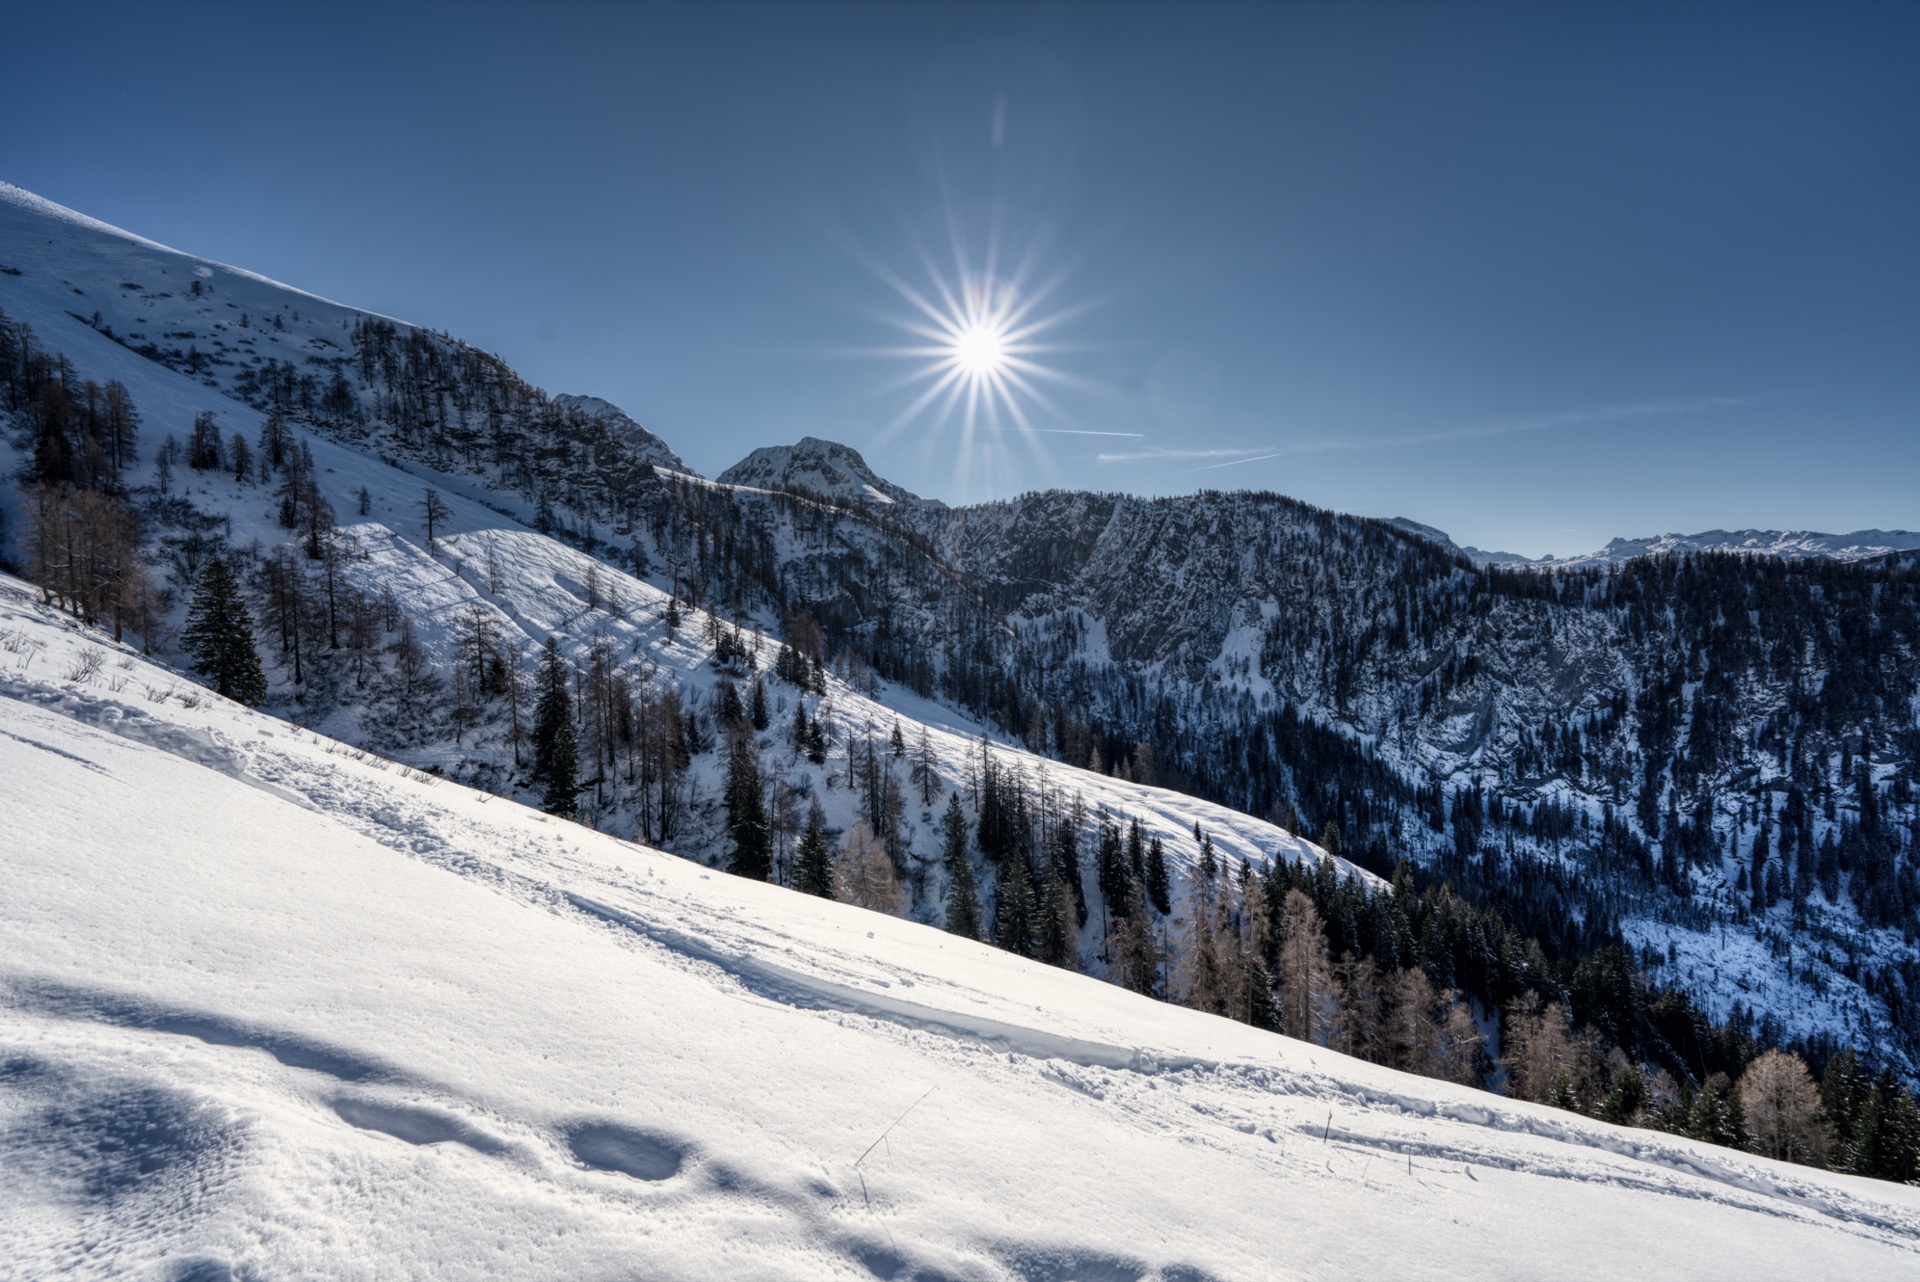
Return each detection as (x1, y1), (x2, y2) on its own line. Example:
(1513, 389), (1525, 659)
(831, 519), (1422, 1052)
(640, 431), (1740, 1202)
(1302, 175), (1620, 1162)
(719, 437), (931, 508)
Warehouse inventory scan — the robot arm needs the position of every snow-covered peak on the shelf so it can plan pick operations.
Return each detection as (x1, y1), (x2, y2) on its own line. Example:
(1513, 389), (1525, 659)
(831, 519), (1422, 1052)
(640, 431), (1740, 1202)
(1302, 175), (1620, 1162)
(551, 393), (686, 472)
(718, 437), (928, 508)
(1584, 528), (1920, 565)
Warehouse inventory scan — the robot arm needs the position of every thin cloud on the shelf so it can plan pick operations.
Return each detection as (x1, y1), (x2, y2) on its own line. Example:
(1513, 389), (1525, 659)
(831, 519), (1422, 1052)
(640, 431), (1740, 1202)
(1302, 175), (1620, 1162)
(979, 426), (1145, 438)
(1153, 396), (1749, 476)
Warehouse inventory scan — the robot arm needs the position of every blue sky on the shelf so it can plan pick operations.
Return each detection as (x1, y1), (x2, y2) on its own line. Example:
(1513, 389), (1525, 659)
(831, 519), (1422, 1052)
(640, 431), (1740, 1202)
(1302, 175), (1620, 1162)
(4, 0), (1915, 555)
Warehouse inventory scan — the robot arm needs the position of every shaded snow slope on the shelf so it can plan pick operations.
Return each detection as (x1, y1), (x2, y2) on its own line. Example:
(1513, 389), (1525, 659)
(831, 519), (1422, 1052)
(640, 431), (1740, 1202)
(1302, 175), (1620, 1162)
(720, 436), (930, 507)
(3, 586), (1919, 1280)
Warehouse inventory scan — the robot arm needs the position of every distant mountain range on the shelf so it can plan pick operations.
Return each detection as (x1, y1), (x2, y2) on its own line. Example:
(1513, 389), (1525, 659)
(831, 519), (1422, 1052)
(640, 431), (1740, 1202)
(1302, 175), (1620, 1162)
(1389, 517), (1920, 569)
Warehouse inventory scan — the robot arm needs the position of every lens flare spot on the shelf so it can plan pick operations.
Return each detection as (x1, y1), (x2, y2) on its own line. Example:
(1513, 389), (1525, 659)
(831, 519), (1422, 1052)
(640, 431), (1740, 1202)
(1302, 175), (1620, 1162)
(953, 323), (1007, 376)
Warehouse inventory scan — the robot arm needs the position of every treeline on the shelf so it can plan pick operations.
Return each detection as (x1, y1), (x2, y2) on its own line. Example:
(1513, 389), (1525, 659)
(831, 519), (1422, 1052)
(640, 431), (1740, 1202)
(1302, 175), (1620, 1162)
(1, 306), (160, 642)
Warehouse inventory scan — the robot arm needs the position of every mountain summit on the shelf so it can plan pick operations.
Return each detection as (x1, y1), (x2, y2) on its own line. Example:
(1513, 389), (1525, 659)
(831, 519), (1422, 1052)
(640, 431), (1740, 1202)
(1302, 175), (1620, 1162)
(719, 436), (929, 507)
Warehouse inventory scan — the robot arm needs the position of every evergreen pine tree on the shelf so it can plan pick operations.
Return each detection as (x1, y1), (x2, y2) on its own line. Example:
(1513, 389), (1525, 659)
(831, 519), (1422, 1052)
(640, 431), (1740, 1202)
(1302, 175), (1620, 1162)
(183, 557), (268, 705)
(1145, 834), (1172, 915)
(790, 700), (810, 756)
(1095, 818), (1129, 932)
(794, 799), (835, 899)
(995, 855), (1037, 957)
(750, 678), (770, 731)
(724, 736), (771, 879)
(942, 794), (982, 939)
(531, 638), (580, 818)
(1037, 869), (1073, 967)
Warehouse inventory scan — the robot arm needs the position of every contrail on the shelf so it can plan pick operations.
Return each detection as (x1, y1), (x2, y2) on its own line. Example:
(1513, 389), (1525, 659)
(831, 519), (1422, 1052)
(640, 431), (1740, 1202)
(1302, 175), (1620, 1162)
(980, 426), (1146, 437)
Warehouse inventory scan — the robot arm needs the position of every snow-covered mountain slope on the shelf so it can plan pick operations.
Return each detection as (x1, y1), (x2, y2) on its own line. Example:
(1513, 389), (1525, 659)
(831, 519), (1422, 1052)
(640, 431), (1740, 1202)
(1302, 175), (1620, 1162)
(720, 436), (931, 508)
(0, 223), (1361, 963)
(0, 181), (686, 536)
(0, 180), (401, 361)
(4, 588), (1918, 1281)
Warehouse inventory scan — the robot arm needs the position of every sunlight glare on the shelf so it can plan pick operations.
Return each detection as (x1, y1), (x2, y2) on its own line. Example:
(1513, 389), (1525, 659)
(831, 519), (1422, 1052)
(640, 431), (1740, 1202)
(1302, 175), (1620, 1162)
(953, 322), (1007, 376)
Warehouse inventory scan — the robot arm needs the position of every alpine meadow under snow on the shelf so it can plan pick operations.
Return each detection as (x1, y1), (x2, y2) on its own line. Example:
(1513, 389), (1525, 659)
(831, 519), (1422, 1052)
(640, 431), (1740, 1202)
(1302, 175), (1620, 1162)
(4, 178), (1920, 1279)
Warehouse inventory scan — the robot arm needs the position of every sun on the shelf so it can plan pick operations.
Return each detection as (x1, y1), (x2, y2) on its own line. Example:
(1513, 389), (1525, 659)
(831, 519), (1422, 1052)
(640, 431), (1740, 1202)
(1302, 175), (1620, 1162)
(952, 322), (1007, 377)
(843, 201), (1119, 498)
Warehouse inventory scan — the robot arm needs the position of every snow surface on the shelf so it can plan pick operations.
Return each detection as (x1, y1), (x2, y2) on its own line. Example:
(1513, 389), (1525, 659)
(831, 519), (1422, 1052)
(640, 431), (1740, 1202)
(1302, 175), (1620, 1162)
(5, 583), (1920, 1280)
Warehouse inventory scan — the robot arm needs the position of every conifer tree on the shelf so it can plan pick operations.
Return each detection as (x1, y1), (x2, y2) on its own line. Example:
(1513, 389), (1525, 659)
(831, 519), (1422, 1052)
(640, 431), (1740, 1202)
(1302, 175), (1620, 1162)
(750, 678), (770, 731)
(942, 794), (982, 939)
(724, 735), (771, 879)
(1599, 1063), (1650, 1126)
(911, 725), (939, 805)
(531, 638), (580, 818)
(790, 700), (810, 756)
(183, 557), (268, 705)
(1180, 874), (1224, 1014)
(995, 855), (1038, 957)
(718, 679), (745, 725)
(1050, 806), (1089, 928)
(1110, 881), (1161, 996)
(1095, 817), (1128, 935)
(794, 799), (835, 899)
(1198, 827), (1219, 880)
(1145, 834), (1172, 915)
(1037, 868), (1075, 967)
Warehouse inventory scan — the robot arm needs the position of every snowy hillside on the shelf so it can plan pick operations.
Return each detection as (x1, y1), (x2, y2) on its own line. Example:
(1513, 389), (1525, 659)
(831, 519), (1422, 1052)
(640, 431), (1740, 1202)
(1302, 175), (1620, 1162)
(4, 584), (1918, 1280)
(551, 393), (686, 472)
